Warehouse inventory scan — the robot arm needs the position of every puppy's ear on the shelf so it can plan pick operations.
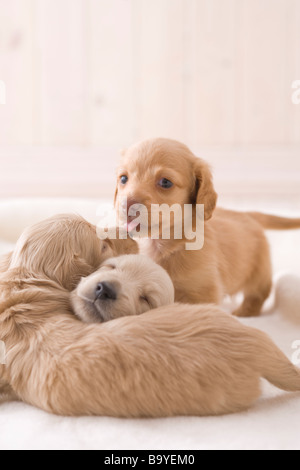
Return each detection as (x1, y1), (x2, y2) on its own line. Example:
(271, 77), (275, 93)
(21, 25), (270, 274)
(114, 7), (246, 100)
(53, 255), (95, 291)
(193, 158), (218, 221)
(114, 185), (118, 208)
(114, 148), (128, 207)
(108, 233), (139, 256)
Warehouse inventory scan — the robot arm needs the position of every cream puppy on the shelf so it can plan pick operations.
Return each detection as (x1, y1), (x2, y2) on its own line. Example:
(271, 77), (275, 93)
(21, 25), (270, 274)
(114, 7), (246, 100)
(72, 254), (175, 323)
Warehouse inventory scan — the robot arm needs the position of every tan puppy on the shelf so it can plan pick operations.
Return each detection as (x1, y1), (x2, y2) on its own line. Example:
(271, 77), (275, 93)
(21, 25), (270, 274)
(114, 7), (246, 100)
(115, 137), (300, 317)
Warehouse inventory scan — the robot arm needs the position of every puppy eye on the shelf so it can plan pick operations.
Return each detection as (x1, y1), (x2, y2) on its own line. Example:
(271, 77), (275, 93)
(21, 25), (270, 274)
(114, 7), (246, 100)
(120, 175), (128, 185)
(158, 178), (173, 189)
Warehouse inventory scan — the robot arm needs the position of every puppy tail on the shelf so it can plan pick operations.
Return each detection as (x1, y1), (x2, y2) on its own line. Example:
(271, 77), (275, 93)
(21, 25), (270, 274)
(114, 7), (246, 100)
(256, 331), (300, 392)
(247, 212), (300, 230)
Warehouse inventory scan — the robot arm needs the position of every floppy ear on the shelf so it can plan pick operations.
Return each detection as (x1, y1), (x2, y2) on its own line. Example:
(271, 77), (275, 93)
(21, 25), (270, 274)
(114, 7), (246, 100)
(193, 158), (218, 221)
(54, 254), (95, 291)
(107, 232), (139, 256)
(114, 184), (118, 208)
(114, 148), (127, 208)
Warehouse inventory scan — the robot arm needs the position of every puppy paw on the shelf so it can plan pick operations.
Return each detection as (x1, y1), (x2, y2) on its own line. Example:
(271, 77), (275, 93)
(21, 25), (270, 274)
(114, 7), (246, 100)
(232, 307), (261, 318)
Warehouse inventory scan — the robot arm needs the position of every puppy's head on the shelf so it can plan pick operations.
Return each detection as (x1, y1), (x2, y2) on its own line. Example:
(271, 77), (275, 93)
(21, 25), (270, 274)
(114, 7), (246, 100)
(114, 138), (218, 234)
(10, 214), (138, 290)
(71, 254), (175, 323)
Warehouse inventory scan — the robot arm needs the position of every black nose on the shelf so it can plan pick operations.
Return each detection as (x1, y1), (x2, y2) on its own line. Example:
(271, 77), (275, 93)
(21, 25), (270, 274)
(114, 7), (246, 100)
(95, 282), (117, 301)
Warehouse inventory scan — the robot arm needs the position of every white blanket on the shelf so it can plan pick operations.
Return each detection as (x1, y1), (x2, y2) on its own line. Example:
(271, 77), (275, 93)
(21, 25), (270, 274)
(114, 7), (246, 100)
(0, 198), (300, 450)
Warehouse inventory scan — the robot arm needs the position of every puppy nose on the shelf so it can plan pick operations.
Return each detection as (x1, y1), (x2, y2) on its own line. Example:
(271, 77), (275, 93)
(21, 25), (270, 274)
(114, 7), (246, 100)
(95, 282), (117, 301)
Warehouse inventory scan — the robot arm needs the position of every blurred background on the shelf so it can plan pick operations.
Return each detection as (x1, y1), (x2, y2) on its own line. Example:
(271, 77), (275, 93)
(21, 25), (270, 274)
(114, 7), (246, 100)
(0, 0), (299, 204)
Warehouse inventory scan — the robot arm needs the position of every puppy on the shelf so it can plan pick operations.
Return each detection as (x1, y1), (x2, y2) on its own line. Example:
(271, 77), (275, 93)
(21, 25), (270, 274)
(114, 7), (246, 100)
(0, 213), (173, 410)
(0, 214), (138, 288)
(1, 266), (300, 416)
(0, 214), (139, 403)
(72, 254), (174, 323)
(115, 137), (300, 317)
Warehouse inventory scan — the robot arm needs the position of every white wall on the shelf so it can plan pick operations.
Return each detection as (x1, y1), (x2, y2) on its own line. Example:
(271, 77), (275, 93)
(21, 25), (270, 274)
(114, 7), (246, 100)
(1, 0), (300, 147)
(0, 0), (299, 198)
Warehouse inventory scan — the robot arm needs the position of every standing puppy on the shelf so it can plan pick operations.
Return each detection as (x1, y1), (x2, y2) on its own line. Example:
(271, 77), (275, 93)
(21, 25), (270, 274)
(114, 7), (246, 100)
(115, 138), (300, 317)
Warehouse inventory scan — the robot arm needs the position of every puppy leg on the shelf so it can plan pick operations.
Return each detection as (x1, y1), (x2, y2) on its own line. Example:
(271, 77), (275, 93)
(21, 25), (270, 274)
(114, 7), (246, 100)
(232, 291), (271, 318)
(233, 237), (272, 317)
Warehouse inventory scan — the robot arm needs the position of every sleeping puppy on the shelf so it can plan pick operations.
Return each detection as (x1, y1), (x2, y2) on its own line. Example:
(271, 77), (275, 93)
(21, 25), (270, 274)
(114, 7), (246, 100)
(72, 254), (174, 323)
(0, 213), (139, 404)
(1, 256), (300, 417)
(114, 137), (300, 317)
(1, 212), (300, 417)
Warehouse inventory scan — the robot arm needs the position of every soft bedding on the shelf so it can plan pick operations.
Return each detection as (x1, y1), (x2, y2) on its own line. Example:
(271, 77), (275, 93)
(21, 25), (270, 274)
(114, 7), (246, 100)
(0, 198), (300, 450)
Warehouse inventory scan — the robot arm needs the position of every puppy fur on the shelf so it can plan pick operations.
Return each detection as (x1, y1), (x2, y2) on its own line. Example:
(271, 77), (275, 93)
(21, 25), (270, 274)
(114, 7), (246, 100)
(1, 213), (300, 417)
(1, 271), (300, 417)
(115, 138), (300, 317)
(0, 214), (138, 287)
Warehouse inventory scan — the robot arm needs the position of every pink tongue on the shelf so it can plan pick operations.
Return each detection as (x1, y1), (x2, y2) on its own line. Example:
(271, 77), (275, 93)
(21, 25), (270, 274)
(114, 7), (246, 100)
(125, 218), (140, 233)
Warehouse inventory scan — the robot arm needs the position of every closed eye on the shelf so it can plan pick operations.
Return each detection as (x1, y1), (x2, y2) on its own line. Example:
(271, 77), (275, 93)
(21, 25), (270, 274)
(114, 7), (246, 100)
(102, 264), (116, 270)
(140, 296), (152, 308)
